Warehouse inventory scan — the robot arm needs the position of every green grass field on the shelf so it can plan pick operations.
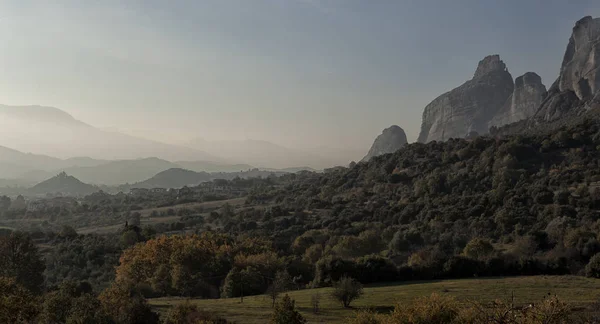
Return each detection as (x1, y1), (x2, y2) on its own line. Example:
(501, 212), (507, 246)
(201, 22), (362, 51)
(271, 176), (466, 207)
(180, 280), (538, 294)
(149, 276), (600, 323)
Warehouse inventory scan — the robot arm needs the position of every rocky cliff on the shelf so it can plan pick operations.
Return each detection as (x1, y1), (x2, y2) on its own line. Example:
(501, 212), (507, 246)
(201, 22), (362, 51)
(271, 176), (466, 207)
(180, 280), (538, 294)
(362, 125), (407, 161)
(536, 16), (600, 121)
(417, 54), (551, 143)
(417, 55), (515, 143)
(489, 72), (547, 128)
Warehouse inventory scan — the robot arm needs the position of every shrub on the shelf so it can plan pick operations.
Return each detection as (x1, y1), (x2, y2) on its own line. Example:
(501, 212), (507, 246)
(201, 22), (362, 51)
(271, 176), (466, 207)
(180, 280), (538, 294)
(389, 293), (459, 323)
(347, 310), (384, 324)
(331, 276), (364, 308)
(163, 302), (229, 324)
(463, 238), (495, 261)
(352, 294), (574, 324)
(270, 295), (306, 324)
(585, 253), (600, 278)
(457, 295), (571, 324)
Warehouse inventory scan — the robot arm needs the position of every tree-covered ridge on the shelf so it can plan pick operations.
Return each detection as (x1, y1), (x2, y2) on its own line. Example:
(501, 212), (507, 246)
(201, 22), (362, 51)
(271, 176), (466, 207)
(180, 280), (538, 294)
(246, 118), (600, 276)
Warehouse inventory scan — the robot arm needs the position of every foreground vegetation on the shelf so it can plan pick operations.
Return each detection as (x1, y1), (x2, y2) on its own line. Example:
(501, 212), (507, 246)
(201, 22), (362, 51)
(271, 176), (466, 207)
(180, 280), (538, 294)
(5, 118), (600, 322)
(150, 276), (600, 323)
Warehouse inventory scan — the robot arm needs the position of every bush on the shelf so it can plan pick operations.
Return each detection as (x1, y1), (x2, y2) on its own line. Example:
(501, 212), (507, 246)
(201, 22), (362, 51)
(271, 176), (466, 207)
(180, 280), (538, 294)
(331, 276), (364, 308)
(463, 238), (495, 261)
(163, 302), (229, 324)
(585, 253), (600, 278)
(458, 295), (571, 324)
(270, 295), (306, 324)
(350, 294), (574, 324)
(347, 310), (384, 324)
(390, 293), (459, 323)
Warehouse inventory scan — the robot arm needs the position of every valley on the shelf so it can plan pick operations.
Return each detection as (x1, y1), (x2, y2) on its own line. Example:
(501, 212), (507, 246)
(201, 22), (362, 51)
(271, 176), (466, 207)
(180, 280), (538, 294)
(0, 10), (599, 324)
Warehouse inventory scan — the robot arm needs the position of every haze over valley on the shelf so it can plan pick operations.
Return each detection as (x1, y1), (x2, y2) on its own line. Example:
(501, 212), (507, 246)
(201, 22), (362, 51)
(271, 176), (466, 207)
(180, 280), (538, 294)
(4, 2), (600, 324)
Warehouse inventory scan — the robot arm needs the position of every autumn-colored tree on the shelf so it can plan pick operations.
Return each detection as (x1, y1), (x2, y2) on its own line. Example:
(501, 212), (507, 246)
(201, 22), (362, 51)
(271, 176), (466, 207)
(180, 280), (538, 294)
(98, 282), (159, 324)
(0, 277), (40, 323)
(234, 251), (283, 278)
(115, 233), (232, 298)
(0, 231), (45, 292)
(463, 238), (495, 261)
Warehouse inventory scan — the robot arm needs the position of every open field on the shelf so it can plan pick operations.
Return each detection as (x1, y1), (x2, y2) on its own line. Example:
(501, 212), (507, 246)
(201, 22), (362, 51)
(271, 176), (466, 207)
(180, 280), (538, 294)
(77, 197), (246, 234)
(150, 276), (600, 323)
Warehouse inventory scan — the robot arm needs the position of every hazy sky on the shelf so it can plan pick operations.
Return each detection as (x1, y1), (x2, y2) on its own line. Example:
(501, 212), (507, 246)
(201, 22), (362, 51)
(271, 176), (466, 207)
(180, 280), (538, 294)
(0, 1), (598, 149)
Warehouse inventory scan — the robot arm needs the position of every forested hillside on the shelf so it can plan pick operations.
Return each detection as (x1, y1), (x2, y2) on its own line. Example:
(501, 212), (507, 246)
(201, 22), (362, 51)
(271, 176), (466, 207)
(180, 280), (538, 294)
(242, 116), (600, 279)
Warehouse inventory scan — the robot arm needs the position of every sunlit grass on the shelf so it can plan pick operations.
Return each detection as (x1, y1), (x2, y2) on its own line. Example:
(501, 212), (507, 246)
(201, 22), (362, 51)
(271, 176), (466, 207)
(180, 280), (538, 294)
(150, 276), (600, 323)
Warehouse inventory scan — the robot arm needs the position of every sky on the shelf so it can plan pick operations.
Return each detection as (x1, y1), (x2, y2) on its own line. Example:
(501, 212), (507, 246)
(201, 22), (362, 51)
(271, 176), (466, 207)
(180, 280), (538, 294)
(0, 0), (598, 150)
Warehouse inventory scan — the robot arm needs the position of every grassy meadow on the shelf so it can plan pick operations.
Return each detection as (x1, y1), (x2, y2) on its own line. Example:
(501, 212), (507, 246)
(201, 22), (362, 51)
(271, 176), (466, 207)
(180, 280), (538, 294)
(150, 276), (600, 323)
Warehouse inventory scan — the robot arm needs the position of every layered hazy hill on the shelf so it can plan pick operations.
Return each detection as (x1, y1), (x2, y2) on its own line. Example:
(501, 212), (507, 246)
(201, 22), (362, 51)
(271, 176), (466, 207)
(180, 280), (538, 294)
(0, 104), (360, 171)
(124, 168), (211, 189)
(0, 142), (320, 194)
(1, 164), (299, 196)
(28, 172), (98, 196)
(0, 104), (218, 162)
(0, 146), (261, 186)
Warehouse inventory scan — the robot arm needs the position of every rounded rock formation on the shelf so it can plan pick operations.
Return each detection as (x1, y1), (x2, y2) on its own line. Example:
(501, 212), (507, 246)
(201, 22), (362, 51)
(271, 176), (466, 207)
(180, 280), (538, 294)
(362, 125), (407, 161)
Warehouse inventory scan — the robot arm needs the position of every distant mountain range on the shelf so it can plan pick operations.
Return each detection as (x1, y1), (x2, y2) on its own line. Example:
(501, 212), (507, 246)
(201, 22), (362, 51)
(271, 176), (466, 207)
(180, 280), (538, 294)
(0, 164), (304, 197)
(0, 143), (317, 196)
(0, 104), (219, 162)
(0, 104), (362, 171)
(0, 145), (262, 185)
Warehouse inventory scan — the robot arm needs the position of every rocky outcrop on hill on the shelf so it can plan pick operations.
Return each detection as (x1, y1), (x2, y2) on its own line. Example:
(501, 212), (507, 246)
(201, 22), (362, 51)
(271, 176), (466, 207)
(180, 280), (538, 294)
(489, 72), (547, 128)
(534, 80), (581, 122)
(429, 16), (600, 140)
(417, 55), (515, 143)
(362, 125), (407, 161)
(559, 16), (600, 100)
(536, 16), (600, 122)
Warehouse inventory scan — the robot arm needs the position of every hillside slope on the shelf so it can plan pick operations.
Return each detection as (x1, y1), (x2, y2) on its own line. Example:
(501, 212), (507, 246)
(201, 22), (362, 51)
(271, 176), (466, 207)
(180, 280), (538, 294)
(247, 116), (600, 277)
(128, 168), (211, 189)
(0, 104), (218, 162)
(28, 172), (98, 196)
